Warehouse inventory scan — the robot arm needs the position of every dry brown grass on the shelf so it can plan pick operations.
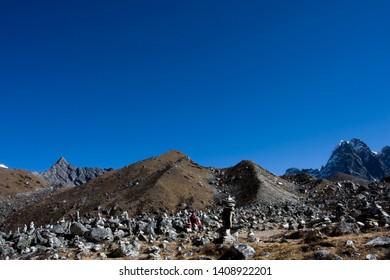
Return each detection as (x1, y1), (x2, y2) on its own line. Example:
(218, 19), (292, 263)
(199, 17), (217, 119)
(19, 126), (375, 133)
(248, 229), (390, 260)
(0, 168), (48, 196)
(60, 228), (390, 260)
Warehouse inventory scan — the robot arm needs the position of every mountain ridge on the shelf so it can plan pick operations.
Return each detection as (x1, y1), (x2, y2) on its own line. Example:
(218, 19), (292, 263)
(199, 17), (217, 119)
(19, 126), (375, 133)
(2, 150), (298, 230)
(286, 138), (390, 180)
(40, 157), (112, 188)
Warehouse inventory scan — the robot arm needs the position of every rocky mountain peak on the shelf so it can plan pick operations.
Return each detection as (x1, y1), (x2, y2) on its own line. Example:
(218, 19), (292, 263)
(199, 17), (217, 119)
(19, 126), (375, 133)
(378, 146), (390, 162)
(338, 139), (349, 146)
(321, 141), (368, 179)
(330, 140), (355, 159)
(347, 139), (377, 161)
(349, 138), (370, 152)
(285, 139), (390, 181)
(155, 150), (189, 162)
(335, 139), (372, 156)
(55, 156), (70, 166)
(381, 146), (390, 153)
(41, 158), (111, 188)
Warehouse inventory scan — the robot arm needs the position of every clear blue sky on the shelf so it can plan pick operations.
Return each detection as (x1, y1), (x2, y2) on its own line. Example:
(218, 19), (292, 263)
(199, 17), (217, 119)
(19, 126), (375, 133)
(1, 0), (389, 175)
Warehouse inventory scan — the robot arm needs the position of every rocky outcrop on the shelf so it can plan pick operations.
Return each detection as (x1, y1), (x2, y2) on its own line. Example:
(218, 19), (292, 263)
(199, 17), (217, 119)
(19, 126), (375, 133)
(41, 157), (112, 187)
(220, 160), (298, 206)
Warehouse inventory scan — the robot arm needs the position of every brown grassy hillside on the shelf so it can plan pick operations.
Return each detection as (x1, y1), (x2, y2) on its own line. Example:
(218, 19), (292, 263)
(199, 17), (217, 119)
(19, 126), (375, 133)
(5, 151), (216, 228)
(0, 168), (48, 196)
(3, 150), (300, 230)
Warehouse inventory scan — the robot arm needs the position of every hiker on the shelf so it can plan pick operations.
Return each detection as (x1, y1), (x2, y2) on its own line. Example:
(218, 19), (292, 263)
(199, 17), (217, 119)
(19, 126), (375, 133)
(189, 212), (203, 231)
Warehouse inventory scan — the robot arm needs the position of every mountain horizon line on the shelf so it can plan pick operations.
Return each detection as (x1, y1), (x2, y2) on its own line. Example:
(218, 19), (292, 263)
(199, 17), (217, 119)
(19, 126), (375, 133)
(2, 139), (390, 181)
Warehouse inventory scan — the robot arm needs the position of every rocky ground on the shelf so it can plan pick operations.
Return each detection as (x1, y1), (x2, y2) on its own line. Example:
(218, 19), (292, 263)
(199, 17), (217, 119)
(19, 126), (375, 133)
(1, 194), (389, 260)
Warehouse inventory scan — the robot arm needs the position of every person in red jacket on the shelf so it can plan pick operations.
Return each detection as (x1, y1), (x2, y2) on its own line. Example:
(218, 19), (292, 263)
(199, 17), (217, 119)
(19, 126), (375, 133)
(189, 212), (203, 231)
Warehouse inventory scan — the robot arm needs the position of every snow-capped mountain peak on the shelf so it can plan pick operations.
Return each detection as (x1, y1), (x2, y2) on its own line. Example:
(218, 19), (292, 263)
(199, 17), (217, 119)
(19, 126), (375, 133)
(339, 140), (349, 145)
(349, 138), (372, 154)
(285, 139), (390, 180)
(0, 164), (8, 169)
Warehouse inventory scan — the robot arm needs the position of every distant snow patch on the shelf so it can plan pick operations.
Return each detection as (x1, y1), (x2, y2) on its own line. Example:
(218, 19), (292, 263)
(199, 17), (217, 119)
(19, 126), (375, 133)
(339, 140), (349, 146)
(0, 164), (8, 169)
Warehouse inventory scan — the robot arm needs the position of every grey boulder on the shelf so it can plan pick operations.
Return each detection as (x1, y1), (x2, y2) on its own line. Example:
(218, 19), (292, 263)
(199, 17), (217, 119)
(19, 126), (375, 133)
(70, 222), (89, 237)
(365, 237), (390, 247)
(231, 243), (256, 260)
(85, 227), (114, 243)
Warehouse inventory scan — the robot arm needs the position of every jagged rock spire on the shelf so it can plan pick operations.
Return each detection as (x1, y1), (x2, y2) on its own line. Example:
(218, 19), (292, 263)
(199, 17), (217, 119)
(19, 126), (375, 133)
(41, 157), (111, 188)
